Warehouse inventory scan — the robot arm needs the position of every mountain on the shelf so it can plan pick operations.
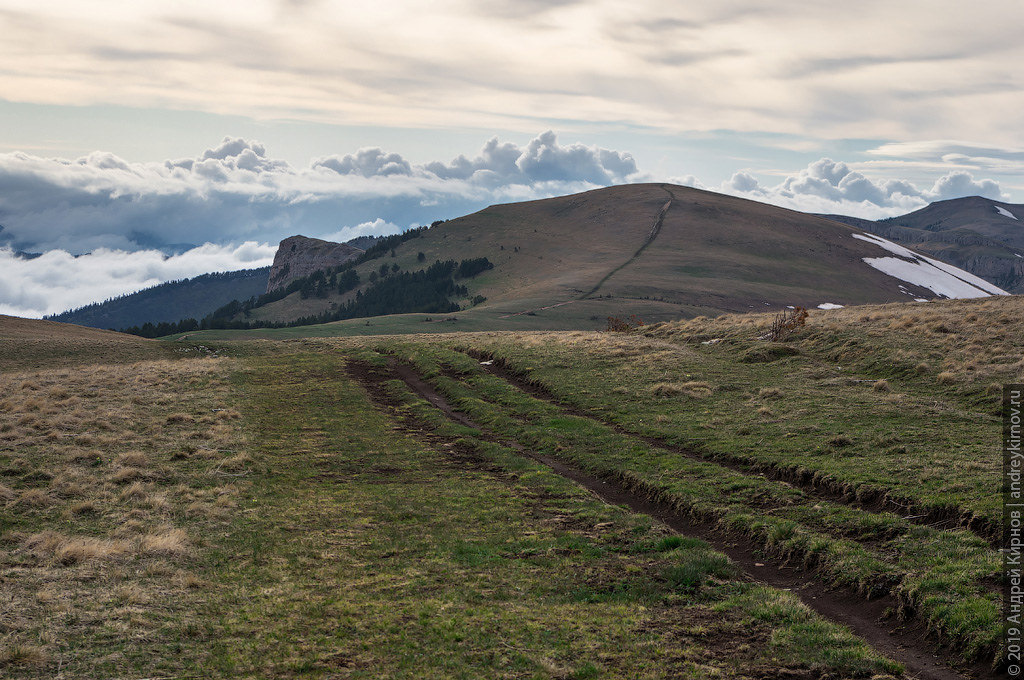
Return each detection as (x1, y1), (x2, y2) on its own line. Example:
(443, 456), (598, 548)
(266, 235), (363, 292)
(47, 267), (270, 330)
(822, 196), (1024, 293)
(207, 183), (1007, 332)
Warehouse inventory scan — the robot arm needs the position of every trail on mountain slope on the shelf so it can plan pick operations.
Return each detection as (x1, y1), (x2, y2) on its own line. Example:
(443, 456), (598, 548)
(579, 186), (675, 300)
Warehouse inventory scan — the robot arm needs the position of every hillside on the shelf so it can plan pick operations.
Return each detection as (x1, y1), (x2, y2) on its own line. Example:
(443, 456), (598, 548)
(822, 196), (1024, 293)
(47, 267), (270, 330)
(208, 183), (1006, 334)
(0, 314), (177, 370)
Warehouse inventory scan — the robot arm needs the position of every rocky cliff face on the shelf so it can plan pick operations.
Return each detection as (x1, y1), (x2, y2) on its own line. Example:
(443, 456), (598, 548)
(266, 235), (363, 293)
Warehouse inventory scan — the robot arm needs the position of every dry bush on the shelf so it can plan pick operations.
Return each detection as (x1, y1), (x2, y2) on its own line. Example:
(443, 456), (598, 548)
(757, 406), (774, 417)
(165, 413), (194, 424)
(873, 379), (890, 392)
(915, 362), (929, 374)
(606, 314), (645, 332)
(0, 483), (15, 502)
(763, 307), (808, 342)
(937, 371), (957, 385)
(758, 387), (783, 399)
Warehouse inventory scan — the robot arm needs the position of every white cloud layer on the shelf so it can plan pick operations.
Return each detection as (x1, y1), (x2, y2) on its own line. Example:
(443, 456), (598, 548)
(721, 158), (1006, 218)
(0, 242), (276, 318)
(0, 131), (642, 254)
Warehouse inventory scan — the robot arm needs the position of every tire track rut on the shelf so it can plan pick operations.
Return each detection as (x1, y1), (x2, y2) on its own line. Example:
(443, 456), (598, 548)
(462, 349), (999, 547)
(350, 356), (993, 680)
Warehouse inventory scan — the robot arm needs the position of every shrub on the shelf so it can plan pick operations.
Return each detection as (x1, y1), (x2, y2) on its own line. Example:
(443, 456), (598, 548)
(606, 315), (645, 332)
(763, 307), (808, 341)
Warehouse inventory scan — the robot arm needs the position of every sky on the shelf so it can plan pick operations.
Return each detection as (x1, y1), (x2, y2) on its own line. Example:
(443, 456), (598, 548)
(1, 0), (1022, 317)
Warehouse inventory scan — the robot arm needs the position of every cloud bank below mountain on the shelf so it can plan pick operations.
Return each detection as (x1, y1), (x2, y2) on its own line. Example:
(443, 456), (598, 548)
(0, 242), (276, 319)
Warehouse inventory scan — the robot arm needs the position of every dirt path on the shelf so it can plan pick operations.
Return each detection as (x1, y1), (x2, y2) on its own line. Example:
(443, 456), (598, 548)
(463, 349), (998, 546)
(580, 186), (676, 300)
(497, 300), (577, 319)
(363, 357), (995, 680)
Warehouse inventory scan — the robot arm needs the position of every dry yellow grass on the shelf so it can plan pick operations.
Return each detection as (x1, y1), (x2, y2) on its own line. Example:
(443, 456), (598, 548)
(651, 380), (714, 398)
(648, 295), (1024, 388)
(139, 528), (190, 556)
(0, 355), (247, 676)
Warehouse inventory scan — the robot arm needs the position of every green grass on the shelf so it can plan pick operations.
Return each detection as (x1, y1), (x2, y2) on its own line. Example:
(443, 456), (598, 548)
(359, 338), (1002, 660)
(192, 350), (898, 678)
(7, 294), (1016, 674)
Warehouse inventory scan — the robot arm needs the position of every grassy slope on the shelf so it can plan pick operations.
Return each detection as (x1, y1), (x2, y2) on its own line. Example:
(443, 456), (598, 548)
(233, 183), (947, 330)
(346, 295), (1012, 661)
(0, 315), (180, 371)
(894, 196), (1024, 249)
(0, 319), (899, 678)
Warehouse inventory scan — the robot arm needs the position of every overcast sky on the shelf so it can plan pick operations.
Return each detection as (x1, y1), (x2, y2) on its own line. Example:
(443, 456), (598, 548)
(1, 0), (1022, 317)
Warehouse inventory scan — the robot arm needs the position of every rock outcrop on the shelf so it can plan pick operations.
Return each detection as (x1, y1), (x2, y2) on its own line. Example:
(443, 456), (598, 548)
(266, 235), (363, 293)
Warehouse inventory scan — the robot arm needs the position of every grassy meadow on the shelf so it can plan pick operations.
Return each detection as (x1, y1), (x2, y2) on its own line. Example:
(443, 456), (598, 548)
(2, 294), (1016, 677)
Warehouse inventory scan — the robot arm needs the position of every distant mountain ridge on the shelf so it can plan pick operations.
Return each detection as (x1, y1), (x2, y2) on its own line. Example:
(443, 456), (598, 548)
(47, 267), (270, 330)
(196, 183), (1007, 334)
(821, 196), (1024, 293)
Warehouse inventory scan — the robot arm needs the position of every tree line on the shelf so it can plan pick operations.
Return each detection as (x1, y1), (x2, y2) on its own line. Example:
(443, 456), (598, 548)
(120, 254), (492, 337)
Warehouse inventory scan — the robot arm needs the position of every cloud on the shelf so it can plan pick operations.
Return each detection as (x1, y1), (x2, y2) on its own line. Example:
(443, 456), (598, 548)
(0, 242), (276, 319)
(318, 218), (403, 244)
(865, 140), (1024, 176)
(720, 157), (1007, 218)
(4, 1), (1021, 144)
(313, 148), (413, 177)
(0, 131), (643, 256)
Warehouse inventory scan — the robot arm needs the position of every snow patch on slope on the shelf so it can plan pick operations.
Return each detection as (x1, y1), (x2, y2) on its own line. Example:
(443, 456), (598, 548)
(817, 303), (844, 309)
(995, 205), (1019, 220)
(852, 233), (1010, 299)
